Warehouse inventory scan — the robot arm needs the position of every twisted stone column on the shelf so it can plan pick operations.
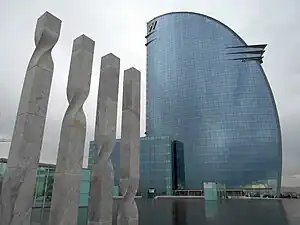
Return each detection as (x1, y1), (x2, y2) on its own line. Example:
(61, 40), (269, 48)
(88, 53), (120, 225)
(48, 35), (94, 225)
(0, 174), (3, 196)
(0, 12), (61, 225)
(118, 68), (141, 225)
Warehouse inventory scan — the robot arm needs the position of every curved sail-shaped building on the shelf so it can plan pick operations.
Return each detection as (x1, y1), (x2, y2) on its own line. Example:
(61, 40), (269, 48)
(145, 12), (282, 194)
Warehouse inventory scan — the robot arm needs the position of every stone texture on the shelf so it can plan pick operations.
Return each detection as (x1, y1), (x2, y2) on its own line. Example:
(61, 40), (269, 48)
(0, 174), (2, 196)
(48, 35), (94, 225)
(0, 11), (61, 225)
(88, 53), (120, 225)
(118, 68), (141, 225)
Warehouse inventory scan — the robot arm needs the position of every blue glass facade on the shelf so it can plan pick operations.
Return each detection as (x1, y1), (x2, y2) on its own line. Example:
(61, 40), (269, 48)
(172, 140), (185, 190)
(138, 136), (185, 195)
(91, 137), (185, 195)
(145, 12), (282, 194)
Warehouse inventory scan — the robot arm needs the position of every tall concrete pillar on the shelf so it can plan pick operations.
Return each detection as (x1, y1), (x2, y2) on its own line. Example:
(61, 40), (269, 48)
(48, 35), (94, 225)
(0, 12), (61, 225)
(118, 68), (141, 225)
(88, 53), (120, 225)
(0, 174), (3, 196)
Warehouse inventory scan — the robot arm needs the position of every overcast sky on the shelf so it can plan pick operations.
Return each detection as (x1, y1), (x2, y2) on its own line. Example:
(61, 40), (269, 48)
(0, 0), (299, 186)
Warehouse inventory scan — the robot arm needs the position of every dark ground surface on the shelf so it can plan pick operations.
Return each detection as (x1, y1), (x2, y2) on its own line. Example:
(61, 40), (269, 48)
(31, 198), (300, 225)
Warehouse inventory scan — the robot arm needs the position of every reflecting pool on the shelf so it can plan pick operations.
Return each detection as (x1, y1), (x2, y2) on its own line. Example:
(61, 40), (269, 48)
(31, 199), (300, 225)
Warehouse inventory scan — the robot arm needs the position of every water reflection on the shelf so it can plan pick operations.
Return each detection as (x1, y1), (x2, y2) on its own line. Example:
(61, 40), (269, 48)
(135, 199), (294, 225)
(172, 200), (187, 225)
(204, 201), (219, 220)
(30, 199), (299, 225)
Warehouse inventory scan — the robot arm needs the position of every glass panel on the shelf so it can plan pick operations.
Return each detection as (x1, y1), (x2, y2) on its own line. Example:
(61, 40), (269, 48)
(145, 12), (281, 194)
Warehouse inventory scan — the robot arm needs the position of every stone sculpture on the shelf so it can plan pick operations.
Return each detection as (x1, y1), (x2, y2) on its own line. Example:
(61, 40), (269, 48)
(0, 12), (61, 225)
(0, 174), (3, 196)
(88, 53), (120, 225)
(48, 35), (95, 225)
(118, 68), (141, 225)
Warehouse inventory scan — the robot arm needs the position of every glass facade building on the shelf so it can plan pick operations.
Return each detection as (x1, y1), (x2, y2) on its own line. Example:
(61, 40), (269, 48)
(89, 136), (185, 196)
(138, 136), (185, 195)
(0, 158), (90, 224)
(145, 12), (282, 194)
